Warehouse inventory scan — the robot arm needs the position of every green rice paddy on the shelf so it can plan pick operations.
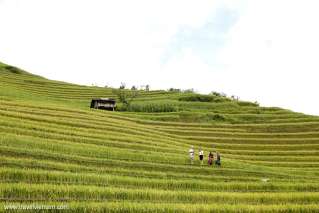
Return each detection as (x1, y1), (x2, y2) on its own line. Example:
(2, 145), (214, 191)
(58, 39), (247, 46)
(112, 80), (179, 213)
(0, 62), (319, 212)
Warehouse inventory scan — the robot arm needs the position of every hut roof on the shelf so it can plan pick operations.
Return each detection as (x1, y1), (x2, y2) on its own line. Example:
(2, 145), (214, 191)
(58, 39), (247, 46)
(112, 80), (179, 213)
(92, 98), (116, 102)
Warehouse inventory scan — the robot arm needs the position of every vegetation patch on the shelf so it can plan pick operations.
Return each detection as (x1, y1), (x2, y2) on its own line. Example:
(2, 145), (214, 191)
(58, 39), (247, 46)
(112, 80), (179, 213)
(179, 94), (229, 103)
(237, 101), (259, 107)
(118, 102), (178, 113)
(5, 66), (23, 74)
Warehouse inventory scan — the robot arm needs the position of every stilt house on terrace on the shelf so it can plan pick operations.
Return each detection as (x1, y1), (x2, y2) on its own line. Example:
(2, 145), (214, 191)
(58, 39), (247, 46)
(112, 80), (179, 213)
(90, 98), (116, 111)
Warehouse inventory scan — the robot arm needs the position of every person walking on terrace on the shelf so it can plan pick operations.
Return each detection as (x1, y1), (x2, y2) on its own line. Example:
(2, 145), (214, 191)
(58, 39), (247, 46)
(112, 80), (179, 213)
(215, 152), (221, 166)
(189, 146), (195, 165)
(208, 151), (214, 166)
(199, 148), (204, 166)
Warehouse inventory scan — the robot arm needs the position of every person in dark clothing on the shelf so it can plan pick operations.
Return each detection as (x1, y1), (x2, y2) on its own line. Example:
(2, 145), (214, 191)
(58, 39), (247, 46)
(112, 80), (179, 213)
(215, 152), (221, 166)
(199, 148), (204, 166)
(208, 151), (214, 166)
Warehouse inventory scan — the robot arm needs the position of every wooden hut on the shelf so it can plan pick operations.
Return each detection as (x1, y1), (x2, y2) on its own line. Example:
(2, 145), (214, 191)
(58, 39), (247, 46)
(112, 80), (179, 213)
(90, 98), (116, 111)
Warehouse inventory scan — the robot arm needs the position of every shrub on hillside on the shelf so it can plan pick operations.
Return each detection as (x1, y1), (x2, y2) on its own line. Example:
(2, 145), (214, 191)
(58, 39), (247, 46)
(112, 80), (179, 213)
(5, 66), (22, 74)
(179, 94), (229, 103)
(237, 101), (259, 107)
(208, 113), (227, 122)
(168, 88), (181, 93)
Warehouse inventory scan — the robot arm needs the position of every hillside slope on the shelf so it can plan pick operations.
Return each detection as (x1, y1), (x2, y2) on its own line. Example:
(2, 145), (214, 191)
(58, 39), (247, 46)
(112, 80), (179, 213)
(1, 62), (319, 212)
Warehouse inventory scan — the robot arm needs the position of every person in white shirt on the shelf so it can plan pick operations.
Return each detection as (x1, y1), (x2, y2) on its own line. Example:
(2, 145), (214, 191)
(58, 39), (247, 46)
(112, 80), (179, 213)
(189, 146), (194, 164)
(199, 148), (204, 166)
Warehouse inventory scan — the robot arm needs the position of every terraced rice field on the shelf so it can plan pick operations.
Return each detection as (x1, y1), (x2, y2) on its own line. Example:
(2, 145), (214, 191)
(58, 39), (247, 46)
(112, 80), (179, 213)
(1, 62), (319, 212)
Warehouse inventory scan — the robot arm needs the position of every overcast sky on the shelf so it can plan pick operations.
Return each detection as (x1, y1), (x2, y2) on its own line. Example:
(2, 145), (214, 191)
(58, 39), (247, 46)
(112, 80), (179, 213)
(0, 0), (319, 115)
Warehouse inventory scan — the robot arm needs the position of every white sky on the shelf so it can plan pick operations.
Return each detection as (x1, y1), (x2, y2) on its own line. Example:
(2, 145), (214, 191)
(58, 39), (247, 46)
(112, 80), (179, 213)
(0, 0), (319, 115)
